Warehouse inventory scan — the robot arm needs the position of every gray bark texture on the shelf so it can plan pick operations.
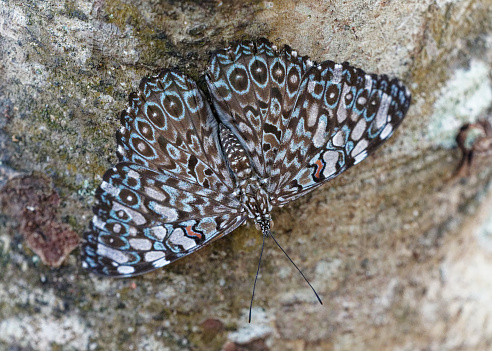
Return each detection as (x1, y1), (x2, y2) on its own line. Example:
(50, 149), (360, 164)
(1, 0), (492, 350)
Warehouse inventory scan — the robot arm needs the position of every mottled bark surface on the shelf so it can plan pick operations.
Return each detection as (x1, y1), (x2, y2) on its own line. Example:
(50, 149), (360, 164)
(1, 0), (491, 350)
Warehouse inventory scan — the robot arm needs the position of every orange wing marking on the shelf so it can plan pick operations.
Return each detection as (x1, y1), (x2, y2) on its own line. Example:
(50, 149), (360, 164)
(185, 225), (203, 240)
(314, 159), (324, 179)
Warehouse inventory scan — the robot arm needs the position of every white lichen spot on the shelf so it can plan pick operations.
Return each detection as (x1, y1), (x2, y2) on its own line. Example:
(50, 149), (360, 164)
(227, 308), (273, 344)
(429, 60), (492, 148)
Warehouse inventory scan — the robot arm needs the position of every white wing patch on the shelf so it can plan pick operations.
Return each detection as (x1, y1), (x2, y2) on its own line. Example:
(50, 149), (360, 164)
(168, 228), (197, 250)
(101, 181), (120, 197)
(380, 124), (393, 139)
(313, 118), (327, 148)
(145, 251), (166, 261)
(151, 202), (179, 221)
(129, 238), (152, 250)
(112, 202), (146, 225)
(352, 139), (368, 157)
(97, 244), (130, 264)
(117, 266), (135, 275)
(322, 150), (339, 178)
(351, 119), (367, 141)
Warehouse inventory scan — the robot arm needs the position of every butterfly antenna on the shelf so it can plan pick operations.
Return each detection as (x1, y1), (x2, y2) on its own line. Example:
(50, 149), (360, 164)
(249, 234), (266, 323)
(269, 231), (322, 305)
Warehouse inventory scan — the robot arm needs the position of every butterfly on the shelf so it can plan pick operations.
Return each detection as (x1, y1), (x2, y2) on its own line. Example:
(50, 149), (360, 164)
(81, 38), (411, 279)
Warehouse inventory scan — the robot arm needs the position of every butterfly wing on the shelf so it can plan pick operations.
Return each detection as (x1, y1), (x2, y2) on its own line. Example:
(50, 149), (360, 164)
(117, 70), (233, 192)
(206, 39), (411, 206)
(82, 70), (246, 277)
(206, 38), (313, 179)
(268, 61), (411, 205)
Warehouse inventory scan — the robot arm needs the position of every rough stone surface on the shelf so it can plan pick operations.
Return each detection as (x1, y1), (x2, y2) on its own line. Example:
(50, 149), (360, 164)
(1, 1), (491, 350)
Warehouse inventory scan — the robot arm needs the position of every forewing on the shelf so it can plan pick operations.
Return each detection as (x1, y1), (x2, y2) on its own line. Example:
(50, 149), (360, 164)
(117, 70), (233, 193)
(206, 38), (313, 178)
(81, 70), (246, 277)
(268, 61), (411, 205)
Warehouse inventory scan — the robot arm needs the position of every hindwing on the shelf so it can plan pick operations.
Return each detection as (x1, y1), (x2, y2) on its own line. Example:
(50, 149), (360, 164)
(269, 61), (411, 204)
(82, 71), (246, 277)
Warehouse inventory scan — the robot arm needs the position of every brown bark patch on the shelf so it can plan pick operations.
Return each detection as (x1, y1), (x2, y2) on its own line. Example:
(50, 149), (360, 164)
(0, 173), (79, 267)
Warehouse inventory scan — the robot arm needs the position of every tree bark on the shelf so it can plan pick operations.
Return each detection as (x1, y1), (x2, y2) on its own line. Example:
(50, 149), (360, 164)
(1, 1), (491, 350)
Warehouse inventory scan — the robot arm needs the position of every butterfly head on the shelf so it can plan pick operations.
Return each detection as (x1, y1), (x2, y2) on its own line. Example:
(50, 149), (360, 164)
(255, 217), (273, 237)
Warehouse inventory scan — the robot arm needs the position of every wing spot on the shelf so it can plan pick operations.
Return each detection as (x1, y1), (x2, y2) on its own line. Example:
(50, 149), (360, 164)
(332, 130), (346, 147)
(92, 216), (106, 230)
(322, 150), (339, 178)
(354, 150), (368, 164)
(151, 202), (178, 222)
(145, 251), (166, 262)
(97, 244), (129, 264)
(352, 139), (369, 157)
(313, 118), (327, 147)
(380, 124), (393, 139)
(168, 228), (197, 250)
(128, 170), (140, 180)
(117, 266), (135, 275)
(153, 257), (170, 268)
(101, 181), (120, 197)
(129, 238), (152, 250)
(352, 119), (367, 141)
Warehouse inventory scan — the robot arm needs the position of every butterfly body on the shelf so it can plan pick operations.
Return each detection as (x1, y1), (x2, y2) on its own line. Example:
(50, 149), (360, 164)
(219, 124), (273, 234)
(81, 39), (411, 277)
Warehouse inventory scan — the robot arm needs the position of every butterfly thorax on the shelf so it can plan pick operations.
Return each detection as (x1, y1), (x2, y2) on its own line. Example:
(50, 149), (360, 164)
(219, 124), (273, 236)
